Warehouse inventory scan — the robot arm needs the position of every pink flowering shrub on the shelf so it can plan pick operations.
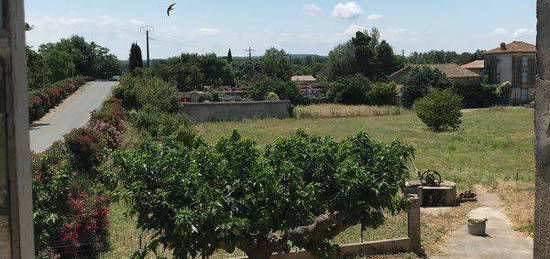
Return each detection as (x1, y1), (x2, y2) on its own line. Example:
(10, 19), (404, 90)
(29, 77), (87, 121)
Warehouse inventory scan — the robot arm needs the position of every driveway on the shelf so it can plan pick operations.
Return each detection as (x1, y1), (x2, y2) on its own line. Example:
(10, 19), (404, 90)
(29, 81), (118, 153)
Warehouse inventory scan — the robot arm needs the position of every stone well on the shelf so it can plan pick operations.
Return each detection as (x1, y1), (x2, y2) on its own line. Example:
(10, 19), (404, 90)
(405, 180), (457, 207)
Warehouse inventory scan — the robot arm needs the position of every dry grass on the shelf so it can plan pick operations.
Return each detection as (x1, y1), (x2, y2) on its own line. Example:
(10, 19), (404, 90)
(294, 104), (406, 119)
(494, 181), (535, 236)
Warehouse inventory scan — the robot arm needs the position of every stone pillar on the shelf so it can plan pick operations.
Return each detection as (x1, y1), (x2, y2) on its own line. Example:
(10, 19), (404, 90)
(535, 0), (550, 257)
(407, 195), (421, 253)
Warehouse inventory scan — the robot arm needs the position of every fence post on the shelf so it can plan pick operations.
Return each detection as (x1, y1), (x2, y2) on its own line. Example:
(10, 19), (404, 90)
(407, 195), (421, 253)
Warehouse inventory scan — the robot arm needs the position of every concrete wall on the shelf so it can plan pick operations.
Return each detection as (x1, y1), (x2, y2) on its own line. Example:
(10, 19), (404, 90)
(180, 101), (291, 123)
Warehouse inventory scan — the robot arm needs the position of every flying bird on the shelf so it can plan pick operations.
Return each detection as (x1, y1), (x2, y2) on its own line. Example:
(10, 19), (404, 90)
(167, 3), (176, 16)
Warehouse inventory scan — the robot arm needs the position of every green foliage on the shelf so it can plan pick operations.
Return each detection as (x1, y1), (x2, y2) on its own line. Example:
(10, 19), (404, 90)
(115, 130), (414, 258)
(266, 92), (280, 101)
(115, 75), (180, 112)
(28, 77), (87, 121)
(36, 35), (121, 81)
(451, 83), (511, 108)
(227, 49), (233, 63)
(41, 48), (76, 82)
(129, 43), (144, 72)
(151, 53), (234, 91)
(328, 74), (372, 105)
(248, 77), (304, 104)
(413, 89), (463, 131)
(34, 97), (128, 258)
(323, 28), (400, 81)
(367, 82), (398, 106)
(262, 48), (292, 81)
(131, 105), (196, 146)
(197, 92), (220, 103)
(401, 67), (452, 108)
(407, 50), (485, 65)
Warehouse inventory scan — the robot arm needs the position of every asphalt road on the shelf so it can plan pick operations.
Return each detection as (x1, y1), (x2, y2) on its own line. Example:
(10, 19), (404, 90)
(29, 81), (118, 153)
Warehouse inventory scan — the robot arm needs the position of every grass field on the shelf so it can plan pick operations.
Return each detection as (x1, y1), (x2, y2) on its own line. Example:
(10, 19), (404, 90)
(294, 104), (406, 119)
(104, 106), (535, 258)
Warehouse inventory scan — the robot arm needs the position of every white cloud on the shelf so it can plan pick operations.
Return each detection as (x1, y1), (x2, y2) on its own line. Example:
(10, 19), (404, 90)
(198, 28), (220, 36)
(491, 28), (508, 36)
(366, 14), (383, 21)
(304, 4), (321, 16)
(332, 2), (363, 20)
(511, 28), (535, 38)
(344, 24), (365, 35)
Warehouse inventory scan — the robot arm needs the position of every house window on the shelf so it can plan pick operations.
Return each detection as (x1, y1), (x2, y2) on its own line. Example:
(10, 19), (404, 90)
(522, 72), (529, 83)
(522, 56), (529, 68)
(520, 88), (529, 102)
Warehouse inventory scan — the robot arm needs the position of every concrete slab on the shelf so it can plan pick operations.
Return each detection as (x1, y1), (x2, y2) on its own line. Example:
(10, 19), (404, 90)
(433, 187), (533, 259)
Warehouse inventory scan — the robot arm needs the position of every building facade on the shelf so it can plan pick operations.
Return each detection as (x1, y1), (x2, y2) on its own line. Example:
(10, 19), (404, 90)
(483, 41), (536, 104)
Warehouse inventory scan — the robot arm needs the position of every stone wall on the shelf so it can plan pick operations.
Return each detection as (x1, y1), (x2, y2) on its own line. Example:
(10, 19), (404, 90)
(180, 101), (291, 123)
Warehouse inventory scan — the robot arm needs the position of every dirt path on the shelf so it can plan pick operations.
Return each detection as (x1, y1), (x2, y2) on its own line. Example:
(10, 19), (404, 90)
(432, 186), (532, 259)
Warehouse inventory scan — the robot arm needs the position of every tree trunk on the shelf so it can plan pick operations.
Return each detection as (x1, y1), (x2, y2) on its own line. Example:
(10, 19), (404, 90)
(535, 0), (550, 257)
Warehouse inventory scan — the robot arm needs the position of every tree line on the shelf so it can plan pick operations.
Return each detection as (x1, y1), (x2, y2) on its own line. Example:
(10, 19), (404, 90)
(27, 35), (122, 90)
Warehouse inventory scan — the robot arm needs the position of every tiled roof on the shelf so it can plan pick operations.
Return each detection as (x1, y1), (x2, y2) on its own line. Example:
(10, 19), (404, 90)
(291, 75), (317, 82)
(461, 60), (485, 69)
(409, 64), (481, 78)
(484, 41), (536, 54)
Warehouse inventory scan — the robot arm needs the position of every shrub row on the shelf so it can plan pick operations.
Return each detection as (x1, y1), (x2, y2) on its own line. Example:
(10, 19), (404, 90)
(33, 97), (125, 259)
(29, 77), (88, 121)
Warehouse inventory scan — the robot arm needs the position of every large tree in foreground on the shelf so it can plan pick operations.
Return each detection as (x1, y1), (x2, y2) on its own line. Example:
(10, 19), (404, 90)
(116, 130), (414, 259)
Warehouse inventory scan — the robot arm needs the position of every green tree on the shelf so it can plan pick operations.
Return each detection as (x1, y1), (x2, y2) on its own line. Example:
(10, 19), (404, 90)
(401, 67), (452, 108)
(248, 77), (303, 104)
(376, 40), (397, 79)
(322, 41), (357, 80)
(262, 48), (292, 81)
(129, 43), (144, 72)
(116, 130), (414, 259)
(42, 48), (75, 82)
(328, 73), (372, 105)
(227, 48), (233, 63)
(352, 31), (377, 79)
(414, 89), (463, 131)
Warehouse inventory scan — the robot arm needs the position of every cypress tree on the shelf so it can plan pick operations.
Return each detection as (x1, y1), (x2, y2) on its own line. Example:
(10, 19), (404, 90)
(227, 49), (233, 63)
(129, 43), (143, 72)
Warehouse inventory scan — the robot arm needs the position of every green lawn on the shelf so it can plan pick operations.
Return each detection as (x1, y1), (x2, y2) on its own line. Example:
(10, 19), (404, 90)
(197, 107), (534, 189)
(104, 107), (535, 258)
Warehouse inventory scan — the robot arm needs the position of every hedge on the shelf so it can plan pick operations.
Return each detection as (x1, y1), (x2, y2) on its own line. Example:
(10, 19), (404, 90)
(29, 77), (88, 122)
(33, 97), (125, 258)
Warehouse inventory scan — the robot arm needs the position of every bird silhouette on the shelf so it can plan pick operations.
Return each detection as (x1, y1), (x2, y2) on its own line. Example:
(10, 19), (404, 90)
(167, 3), (176, 16)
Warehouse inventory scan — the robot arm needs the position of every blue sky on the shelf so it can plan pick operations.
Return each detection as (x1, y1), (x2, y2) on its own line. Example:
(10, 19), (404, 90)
(25, 0), (536, 59)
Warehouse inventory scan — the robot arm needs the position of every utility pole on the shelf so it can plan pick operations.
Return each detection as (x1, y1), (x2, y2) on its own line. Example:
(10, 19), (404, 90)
(141, 25), (153, 67)
(244, 47), (255, 61)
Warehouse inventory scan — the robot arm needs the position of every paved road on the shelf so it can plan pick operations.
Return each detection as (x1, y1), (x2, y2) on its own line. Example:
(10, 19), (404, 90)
(433, 186), (533, 259)
(29, 81), (118, 153)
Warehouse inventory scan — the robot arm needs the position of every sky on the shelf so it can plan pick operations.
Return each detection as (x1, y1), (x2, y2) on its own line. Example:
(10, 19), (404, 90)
(25, 0), (536, 60)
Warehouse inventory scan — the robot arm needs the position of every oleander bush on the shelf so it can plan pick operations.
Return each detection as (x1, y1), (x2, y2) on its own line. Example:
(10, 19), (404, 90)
(29, 76), (87, 121)
(33, 97), (127, 259)
(115, 130), (414, 259)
